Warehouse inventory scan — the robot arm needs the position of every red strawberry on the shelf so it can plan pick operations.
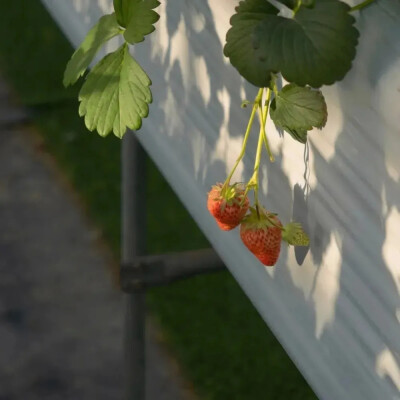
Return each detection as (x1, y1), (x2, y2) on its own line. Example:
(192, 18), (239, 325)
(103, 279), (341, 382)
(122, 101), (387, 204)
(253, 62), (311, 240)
(240, 207), (282, 266)
(207, 183), (249, 231)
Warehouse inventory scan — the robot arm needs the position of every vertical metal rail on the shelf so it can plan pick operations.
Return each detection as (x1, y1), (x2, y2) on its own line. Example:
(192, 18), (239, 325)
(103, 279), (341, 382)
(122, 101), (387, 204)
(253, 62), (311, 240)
(122, 132), (147, 400)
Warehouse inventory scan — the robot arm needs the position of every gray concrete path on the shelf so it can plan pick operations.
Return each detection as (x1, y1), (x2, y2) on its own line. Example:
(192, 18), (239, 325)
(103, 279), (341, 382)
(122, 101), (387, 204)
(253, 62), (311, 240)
(0, 76), (195, 400)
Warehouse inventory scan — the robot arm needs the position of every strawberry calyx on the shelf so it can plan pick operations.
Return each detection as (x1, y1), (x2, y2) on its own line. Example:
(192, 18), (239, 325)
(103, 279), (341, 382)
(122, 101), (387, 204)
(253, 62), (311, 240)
(282, 222), (310, 246)
(207, 182), (250, 230)
(241, 206), (282, 230)
(211, 183), (247, 208)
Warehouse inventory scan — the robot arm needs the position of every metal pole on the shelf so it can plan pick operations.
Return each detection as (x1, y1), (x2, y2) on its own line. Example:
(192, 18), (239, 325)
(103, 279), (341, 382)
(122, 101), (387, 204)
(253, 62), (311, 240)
(122, 131), (147, 400)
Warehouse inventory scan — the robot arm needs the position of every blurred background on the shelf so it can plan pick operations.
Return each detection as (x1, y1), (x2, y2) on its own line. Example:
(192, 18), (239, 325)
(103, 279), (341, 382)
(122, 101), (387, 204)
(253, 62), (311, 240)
(0, 1), (317, 399)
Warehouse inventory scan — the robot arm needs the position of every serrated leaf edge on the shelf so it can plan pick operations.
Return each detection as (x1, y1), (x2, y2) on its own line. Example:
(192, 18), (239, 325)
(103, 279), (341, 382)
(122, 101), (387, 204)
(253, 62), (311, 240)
(78, 44), (152, 138)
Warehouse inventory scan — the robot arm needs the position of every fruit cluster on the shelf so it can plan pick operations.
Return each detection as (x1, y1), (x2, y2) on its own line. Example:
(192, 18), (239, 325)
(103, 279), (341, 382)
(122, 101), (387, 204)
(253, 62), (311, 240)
(207, 183), (309, 266)
(207, 87), (310, 267)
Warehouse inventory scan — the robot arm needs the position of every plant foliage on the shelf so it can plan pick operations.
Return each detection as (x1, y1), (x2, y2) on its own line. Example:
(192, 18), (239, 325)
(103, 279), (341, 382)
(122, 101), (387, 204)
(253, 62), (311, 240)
(225, 0), (359, 88)
(78, 44), (152, 138)
(123, 0), (160, 44)
(63, 13), (122, 87)
(270, 83), (327, 143)
(64, 0), (160, 137)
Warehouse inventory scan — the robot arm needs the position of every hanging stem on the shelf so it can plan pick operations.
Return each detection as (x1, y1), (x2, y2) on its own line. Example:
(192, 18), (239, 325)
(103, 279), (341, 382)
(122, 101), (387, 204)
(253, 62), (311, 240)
(350, 0), (376, 12)
(292, 0), (302, 16)
(258, 88), (274, 162)
(245, 88), (272, 212)
(223, 88), (263, 190)
(244, 88), (283, 227)
(252, 122), (265, 214)
(270, 74), (279, 98)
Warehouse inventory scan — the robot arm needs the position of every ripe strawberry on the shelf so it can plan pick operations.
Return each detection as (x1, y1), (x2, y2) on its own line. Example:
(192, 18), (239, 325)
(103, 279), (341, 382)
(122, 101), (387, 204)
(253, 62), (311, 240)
(240, 207), (282, 266)
(207, 183), (249, 231)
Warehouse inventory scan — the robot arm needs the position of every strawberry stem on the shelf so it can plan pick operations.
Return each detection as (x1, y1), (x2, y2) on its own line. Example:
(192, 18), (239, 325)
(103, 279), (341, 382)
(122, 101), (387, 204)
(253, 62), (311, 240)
(252, 118), (265, 212)
(256, 204), (260, 219)
(223, 88), (263, 190)
(292, 0), (302, 16)
(245, 88), (273, 214)
(266, 214), (284, 230)
(259, 89), (274, 162)
(271, 74), (279, 98)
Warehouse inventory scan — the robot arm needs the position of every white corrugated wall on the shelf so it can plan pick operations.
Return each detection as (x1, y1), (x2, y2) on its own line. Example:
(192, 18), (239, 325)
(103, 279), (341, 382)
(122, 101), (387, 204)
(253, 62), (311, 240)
(41, 1), (400, 399)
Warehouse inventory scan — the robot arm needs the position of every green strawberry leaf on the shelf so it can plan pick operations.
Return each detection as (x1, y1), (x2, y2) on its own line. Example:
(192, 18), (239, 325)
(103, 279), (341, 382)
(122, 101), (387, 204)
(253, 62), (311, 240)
(123, 0), (160, 44)
(63, 13), (122, 87)
(277, 0), (297, 8)
(78, 43), (152, 138)
(283, 127), (308, 144)
(113, 0), (131, 27)
(278, 0), (315, 9)
(223, 0), (279, 88)
(270, 83), (327, 143)
(300, 0), (316, 8)
(253, 0), (359, 87)
(282, 222), (310, 246)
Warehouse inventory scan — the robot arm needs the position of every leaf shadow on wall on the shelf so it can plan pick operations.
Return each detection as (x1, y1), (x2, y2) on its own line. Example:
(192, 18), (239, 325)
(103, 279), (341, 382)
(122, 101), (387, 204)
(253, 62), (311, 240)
(278, 1), (400, 396)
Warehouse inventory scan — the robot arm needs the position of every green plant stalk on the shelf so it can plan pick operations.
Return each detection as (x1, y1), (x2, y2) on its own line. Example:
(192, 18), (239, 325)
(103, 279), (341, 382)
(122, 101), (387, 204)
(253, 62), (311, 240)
(245, 89), (271, 212)
(223, 88), (263, 190)
(292, 0), (302, 16)
(246, 89), (273, 211)
(245, 89), (284, 228)
(350, 0), (376, 12)
(271, 76), (279, 99)
(259, 88), (273, 162)
(252, 122), (265, 215)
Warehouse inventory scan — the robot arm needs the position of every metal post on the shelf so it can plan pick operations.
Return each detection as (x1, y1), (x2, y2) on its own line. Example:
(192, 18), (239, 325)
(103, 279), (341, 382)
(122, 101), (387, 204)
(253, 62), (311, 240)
(122, 131), (147, 400)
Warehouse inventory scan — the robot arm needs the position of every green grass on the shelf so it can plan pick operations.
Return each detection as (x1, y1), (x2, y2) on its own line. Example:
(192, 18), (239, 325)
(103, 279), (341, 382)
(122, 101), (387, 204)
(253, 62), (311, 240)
(0, 2), (317, 399)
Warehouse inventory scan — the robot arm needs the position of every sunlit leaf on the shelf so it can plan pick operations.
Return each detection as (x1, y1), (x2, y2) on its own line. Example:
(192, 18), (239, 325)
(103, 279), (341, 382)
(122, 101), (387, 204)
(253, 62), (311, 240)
(63, 13), (122, 87)
(79, 43), (152, 138)
(113, 0), (131, 27)
(123, 0), (160, 44)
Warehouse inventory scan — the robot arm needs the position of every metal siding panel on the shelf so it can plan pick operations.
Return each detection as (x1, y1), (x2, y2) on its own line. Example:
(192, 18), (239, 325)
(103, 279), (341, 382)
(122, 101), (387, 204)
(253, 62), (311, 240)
(41, 1), (400, 399)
